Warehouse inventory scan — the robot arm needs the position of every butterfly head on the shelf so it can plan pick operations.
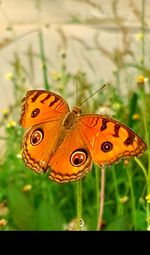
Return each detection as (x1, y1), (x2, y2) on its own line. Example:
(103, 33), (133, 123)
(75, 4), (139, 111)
(72, 106), (81, 115)
(63, 106), (81, 130)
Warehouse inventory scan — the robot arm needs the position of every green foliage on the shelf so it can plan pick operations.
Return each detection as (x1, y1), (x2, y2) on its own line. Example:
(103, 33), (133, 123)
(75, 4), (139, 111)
(7, 185), (37, 230)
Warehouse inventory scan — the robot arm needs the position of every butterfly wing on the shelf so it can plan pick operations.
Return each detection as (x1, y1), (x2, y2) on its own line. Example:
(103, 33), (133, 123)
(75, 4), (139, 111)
(20, 90), (70, 173)
(48, 127), (92, 183)
(19, 90), (70, 128)
(22, 120), (64, 173)
(79, 115), (147, 167)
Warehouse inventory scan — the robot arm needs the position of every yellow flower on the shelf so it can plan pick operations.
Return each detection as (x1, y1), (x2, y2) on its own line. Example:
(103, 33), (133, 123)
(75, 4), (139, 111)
(120, 196), (128, 204)
(147, 225), (150, 231)
(132, 113), (140, 120)
(124, 159), (129, 165)
(16, 152), (22, 159)
(2, 108), (9, 117)
(50, 70), (61, 81)
(135, 33), (143, 41)
(0, 202), (9, 216)
(136, 75), (149, 87)
(0, 218), (7, 227)
(112, 102), (121, 111)
(145, 194), (150, 203)
(22, 184), (32, 192)
(7, 120), (16, 128)
(5, 72), (14, 81)
(136, 75), (145, 85)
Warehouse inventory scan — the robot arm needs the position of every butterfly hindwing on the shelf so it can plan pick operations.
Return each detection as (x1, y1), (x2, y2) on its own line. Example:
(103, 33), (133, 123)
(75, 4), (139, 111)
(48, 127), (92, 183)
(22, 120), (64, 173)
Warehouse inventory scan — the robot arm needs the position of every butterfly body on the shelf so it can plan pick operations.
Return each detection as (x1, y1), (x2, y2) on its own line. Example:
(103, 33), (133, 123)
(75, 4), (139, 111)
(50, 107), (80, 152)
(20, 90), (147, 183)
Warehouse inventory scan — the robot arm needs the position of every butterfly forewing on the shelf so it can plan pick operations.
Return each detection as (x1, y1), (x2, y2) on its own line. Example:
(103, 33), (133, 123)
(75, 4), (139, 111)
(79, 115), (147, 167)
(19, 90), (70, 128)
(20, 90), (70, 174)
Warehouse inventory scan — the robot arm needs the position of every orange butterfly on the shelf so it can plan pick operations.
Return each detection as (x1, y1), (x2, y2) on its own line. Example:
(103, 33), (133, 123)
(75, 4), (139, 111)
(19, 90), (147, 183)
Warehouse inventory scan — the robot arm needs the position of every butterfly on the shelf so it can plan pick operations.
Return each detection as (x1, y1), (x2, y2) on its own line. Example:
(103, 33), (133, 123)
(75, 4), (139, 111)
(19, 90), (147, 183)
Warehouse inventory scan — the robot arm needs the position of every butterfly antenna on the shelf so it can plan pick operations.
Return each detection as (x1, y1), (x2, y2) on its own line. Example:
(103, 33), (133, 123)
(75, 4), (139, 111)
(79, 83), (107, 107)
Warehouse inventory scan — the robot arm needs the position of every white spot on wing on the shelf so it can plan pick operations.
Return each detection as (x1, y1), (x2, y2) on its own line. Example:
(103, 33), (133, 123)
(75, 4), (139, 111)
(90, 131), (99, 149)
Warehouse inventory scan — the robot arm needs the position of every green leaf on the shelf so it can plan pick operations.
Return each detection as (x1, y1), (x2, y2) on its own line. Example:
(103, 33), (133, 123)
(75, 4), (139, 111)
(7, 185), (37, 230)
(135, 210), (147, 230)
(105, 214), (129, 230)
(37, 200), (66, 230)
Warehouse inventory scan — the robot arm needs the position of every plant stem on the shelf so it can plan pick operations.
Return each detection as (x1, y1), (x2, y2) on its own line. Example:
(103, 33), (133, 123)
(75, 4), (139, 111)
(140, 0), (150, 229)
(112, 165), (121, 215)
(38, 30), (49, 90)
(76, 179), (82, 230)
(97, 166), (105, 231)
(95, 165), (100, 219)
(134, 158), (147, 182)
(0, 136), (8, 140)
(141, 0), (145, 69)
(126, 165), (136, 229)
(114, 68), (121, 95)
(142, 88), (150, 227)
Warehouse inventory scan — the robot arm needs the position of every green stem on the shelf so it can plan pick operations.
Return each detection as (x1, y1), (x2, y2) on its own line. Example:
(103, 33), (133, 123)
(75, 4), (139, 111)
(0, 136), (8, 140)
(140, 90), (150, 228)
(76, 179), (82, 230)
(140, 80), (150, 229)
(97, 166), (105, 231)
(95, 165), (100, 219)
(112, 165), (121, 215)
(38, 30), (49, 90)
(141, 0), (145, 69)
(126, 165), (136, 229)
(140, 0), (150, 229)
(115, 68), (121, 95)
(134, 158), (148, 182)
